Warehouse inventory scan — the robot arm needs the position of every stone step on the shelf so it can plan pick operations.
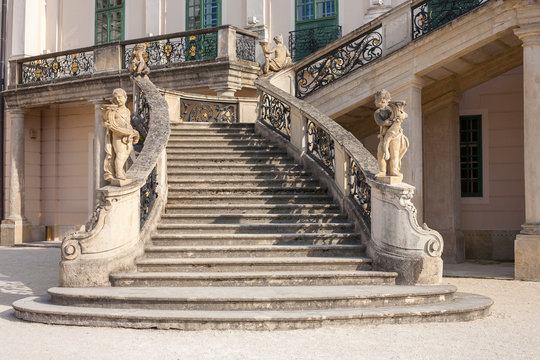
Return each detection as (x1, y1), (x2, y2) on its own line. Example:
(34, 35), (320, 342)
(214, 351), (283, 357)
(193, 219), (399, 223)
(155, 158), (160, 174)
(45, 285), (457, 311)
(167, 157), (297, 165)
(14, 292), (492, 330)
(151, 233), (361, 246)
(109, 270), (397, 287)
(167, 139), (271, 146)
(168, 134), (262, 141)
(135, 256), (372, 272)
(167, 151), (288, 159)
(167, 178), (321, 188)
(167, 147), (286, 155)
(166, 170), (311, 181)
(143, 244), (366, 258)
(167, 185), (328, 196)
(155, 222), (355, 234)
(170, 122), (254, 129)
(167, 163), (305, 171)
(170, 126), (255, 133)
(164, 203), (340, 215)
(166, 144), (280, 152)
(165, 194), (334, 205)
(159, 213), (348, 224)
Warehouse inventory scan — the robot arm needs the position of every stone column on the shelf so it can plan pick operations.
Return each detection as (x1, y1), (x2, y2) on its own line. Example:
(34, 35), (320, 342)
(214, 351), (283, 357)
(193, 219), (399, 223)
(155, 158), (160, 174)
(514, 24), (540, 280)
(92, 101), (107, 199)
(0, 108), (31, 245)
(393, 77), (424, 223)
(423, 91), (465, 263)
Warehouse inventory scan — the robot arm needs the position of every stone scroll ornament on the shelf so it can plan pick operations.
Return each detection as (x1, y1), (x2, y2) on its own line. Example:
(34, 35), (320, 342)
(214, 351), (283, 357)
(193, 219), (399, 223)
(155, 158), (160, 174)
(129, 43), (151, 77)
(374, 89), (410, 184)
(259, 35), (292, 75)
(101, 88), (140, 186)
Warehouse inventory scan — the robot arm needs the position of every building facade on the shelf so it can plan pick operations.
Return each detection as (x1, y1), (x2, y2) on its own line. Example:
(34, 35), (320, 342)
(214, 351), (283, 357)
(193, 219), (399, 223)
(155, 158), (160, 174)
(1, 0), (539, 279)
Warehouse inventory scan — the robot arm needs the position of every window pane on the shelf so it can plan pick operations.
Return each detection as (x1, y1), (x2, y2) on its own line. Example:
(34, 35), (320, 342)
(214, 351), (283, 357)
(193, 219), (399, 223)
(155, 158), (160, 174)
(110, 10), (122, 41)
(316, 0), (335, 18)
(96, 12), (108, 44)
(204, 0), (219, 27)
(459, 115), (482, 197)
(297, 3), (314, 21)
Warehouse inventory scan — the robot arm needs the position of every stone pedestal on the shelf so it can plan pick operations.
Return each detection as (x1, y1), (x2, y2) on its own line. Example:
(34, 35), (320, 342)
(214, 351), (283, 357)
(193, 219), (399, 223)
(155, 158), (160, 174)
(513, 24), (540, 280)
(1, 108), (31, 245)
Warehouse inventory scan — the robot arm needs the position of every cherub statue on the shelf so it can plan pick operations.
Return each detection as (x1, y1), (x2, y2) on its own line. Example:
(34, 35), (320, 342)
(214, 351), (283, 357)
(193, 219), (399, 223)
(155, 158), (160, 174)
(259, 35), (292, 74)
(101, 88), (140, 183)
(129, 43), (150, 77)
(374, 89), (409, 181)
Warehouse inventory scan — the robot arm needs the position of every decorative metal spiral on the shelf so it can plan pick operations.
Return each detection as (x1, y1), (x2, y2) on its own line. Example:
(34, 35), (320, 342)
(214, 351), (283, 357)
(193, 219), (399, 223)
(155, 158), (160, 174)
(307, 119), (335, 176)
(260, 92), (291, 140)
(348, 157), (371, 228)
(21, 51), (94, 84)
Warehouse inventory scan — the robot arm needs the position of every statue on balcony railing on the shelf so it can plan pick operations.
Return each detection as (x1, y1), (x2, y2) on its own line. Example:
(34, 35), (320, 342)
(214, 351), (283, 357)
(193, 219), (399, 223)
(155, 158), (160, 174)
(101, 88), (140, 185)
(259, 35), (292, 75)
(374, 89), (409, 184)
(129, 43), (150, 77)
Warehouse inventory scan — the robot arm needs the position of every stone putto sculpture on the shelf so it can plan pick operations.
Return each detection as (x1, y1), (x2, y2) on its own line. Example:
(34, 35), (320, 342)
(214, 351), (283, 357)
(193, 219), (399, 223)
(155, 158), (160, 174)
(259, 35), (292, 74)
(101, 88), (140, 185)
(129, 43), (151, 77)
(374, 89), (409, 183)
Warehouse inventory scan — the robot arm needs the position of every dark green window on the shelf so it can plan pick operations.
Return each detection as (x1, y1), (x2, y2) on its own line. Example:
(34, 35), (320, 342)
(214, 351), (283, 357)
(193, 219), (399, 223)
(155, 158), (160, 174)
(292, 0), (339, 61)
(95, 0), (124, 45)
(186, 0), (221, 30)
(460, 115), (482, 197)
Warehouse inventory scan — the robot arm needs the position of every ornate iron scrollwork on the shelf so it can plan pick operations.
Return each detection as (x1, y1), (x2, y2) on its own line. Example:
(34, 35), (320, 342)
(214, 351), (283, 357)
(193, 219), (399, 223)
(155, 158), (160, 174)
(130, 87), (150, 154)
(21, 51), (94, 84)
(348, 157), (371, 228)
(307, 119), (335, 176)
(289, 25), (342, 62)
(140, 167), (158, 229)
(260, 92), (291, 140)
(235, 33), (256, 62)
(295, 26), (382, 99)
(124, 32), (218, 68)
(180, 99), (238, 123)
(412, 0), (488, 39)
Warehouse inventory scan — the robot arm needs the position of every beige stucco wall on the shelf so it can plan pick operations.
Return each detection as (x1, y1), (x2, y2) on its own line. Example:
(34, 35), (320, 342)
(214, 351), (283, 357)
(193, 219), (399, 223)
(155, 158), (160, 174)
(460, 66), (525, 231)
(40, 104), (94, 240)
(61, 0), (94, 50)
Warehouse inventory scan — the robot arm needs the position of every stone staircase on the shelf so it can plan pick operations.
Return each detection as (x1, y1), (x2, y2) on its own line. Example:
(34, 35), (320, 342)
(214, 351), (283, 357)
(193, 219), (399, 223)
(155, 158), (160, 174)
(13, 122), (492, 330)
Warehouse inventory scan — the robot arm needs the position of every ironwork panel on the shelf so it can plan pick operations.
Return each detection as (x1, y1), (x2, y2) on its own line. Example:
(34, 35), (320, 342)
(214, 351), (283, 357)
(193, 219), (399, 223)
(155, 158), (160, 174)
(259, 92), (291, 140)
(412, 0), (488, 40)
(295, 26), (382, 99)
(307, 119), (335, 176)
(348, 157), (371, 227)
(21, 51), (95, 84)
(180, 99), (238, 123)
(289, 25), (342, 62)
(140, 167), (158, 229)
(236, 33), (256, 62)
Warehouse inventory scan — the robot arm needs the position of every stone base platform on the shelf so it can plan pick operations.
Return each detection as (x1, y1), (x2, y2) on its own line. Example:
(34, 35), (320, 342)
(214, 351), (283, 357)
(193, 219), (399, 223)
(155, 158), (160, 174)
(13, 285), (492, 330)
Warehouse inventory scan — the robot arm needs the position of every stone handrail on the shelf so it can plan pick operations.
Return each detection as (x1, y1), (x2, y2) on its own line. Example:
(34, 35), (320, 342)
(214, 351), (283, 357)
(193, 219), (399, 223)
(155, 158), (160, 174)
(255, 77), (443, 285)
(59, 75), (170, 287)
(12, 25), (258, 86)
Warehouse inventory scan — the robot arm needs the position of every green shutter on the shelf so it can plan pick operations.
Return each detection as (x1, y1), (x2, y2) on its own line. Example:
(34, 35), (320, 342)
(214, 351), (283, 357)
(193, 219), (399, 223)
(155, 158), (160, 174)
(186, 0), (221, 30)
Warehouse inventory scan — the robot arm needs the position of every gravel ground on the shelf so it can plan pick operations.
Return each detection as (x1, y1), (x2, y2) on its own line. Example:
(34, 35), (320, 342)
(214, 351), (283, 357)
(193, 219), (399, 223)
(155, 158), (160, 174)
(1, 247), (539, 360)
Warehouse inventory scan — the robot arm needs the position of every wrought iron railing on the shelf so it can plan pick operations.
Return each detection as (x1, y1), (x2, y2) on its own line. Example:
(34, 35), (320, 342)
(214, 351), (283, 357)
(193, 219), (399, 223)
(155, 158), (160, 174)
(180, 99), (238, 123)
(259, 92), (291, 140)
(124, 32), (218, 68)
(348, 156), (371, 227)
(236, 33), (256, 62)
(307, 119), (335, 177)
(289, 25), (342, 62)
(412, 0), (489, 39)
(20, 48), (94, 84)
(295, 26), (383, 99)
(140, 167), (159, 229)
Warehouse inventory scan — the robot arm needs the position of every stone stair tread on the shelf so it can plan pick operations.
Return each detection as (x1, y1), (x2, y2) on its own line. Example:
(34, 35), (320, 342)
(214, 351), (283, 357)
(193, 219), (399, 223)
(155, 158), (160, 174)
(145, 244), (365, 251)
(46, 285), (457, 301)
(156, 222), (353, 230)
(165, 204), (337, 209)
(160, 213), (344, 219)
(13, 293), (492, 329)
(136, 256), (371, 265)
(111, 270), (397, 279)
(151, 233), (360, 239)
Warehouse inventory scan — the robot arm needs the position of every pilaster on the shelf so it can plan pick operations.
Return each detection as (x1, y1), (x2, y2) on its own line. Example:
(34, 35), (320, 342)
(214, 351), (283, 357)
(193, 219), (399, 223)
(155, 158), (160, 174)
(513, 24), (540, 280)
(423, 90), (465, 263)
(1, 108), (31, 245)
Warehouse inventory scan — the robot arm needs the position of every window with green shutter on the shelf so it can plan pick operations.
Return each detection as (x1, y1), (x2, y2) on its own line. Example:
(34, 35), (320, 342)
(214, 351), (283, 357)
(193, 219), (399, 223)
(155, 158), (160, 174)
(186, 0), (221, 30)
(460, 115), (483, 197)
(95, 0), (124, 45)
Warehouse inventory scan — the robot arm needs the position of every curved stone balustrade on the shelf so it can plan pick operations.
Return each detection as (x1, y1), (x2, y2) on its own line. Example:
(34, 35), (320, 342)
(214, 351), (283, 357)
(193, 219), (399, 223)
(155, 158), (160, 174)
(255, 77), (443, 285)
(60, 76), (170, 287)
